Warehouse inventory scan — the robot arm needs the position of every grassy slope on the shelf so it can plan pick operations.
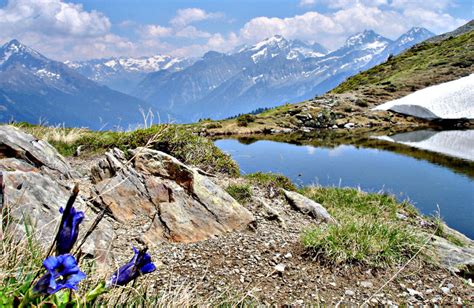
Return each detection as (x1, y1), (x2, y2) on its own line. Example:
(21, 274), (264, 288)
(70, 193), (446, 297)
(331, 30), (474, 102)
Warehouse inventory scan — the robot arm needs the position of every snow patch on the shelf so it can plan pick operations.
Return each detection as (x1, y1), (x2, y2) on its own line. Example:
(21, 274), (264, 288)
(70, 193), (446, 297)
(363, 41), (388, 50)
(374, 74), (474, 119)
(251, 48), (268, 63)
(35, 69), (60, 79)
(251, 35), (285, 51)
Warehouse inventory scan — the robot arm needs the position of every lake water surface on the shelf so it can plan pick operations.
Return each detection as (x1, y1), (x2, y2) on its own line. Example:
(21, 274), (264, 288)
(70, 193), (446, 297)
(215, 130), (474, 239)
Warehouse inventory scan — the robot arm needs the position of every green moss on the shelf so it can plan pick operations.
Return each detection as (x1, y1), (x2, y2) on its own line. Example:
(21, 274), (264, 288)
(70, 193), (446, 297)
(300, 187), (424, 267)
(244, 172), (297, 191)
(225, 184), (253, 204)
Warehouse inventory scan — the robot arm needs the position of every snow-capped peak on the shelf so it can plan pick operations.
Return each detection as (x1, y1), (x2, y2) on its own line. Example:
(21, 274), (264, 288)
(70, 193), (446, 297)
(243, 35), (328, 63)
(344, 30), (391, 48)
(395, 27), (434, 45)
(250, 35), (288, 51)
(66, 55), (189, 75)
(0, 39), (47, 67)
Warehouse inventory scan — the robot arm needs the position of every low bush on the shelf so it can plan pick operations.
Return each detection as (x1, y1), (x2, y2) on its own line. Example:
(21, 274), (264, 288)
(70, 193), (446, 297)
(244, 172), (296, 191)
(225, 184), (253, 204)
(236, 114), (255, 127)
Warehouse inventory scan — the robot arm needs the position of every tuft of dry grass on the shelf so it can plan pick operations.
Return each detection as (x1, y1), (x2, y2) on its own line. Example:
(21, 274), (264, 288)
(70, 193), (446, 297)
(15, 123), (88, 145)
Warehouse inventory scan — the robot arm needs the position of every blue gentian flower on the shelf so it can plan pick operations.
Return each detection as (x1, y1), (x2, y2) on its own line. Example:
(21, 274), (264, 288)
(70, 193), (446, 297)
(107, 247), (156, 287)
(56, 205), (84, 255)
(33, 254), (86, 295)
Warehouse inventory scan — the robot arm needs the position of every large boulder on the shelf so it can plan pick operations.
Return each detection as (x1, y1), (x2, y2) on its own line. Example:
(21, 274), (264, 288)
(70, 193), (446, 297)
(90, 147), (255, 244)
(431, 226), (474, 278)
(0, 125), (113, 263)
(0, 125), (74, 178)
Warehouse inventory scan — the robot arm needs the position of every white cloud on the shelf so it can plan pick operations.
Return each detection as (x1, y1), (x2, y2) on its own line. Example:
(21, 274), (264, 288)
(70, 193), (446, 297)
(170, 8), (223, 28)
(299, 0), (316, 7)
(0, 0), (134, 60)
(142, 24), (173, 38)
(0, 0), (110, 37)
(237, 2), (466, 50)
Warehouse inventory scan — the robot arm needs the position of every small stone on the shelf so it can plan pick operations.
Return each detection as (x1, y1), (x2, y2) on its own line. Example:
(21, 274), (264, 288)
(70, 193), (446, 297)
(407, 288), (423, 299)
(396, 212), (408, 220)
(284, 253), (292, 259)
(345, 290), (355, 297)
(344, 122), (355, 129)
(441, 287), (450, 294)
(360, 281), (373, 288)
(294, 299), (304, 305)
(274, 263), (286, 273)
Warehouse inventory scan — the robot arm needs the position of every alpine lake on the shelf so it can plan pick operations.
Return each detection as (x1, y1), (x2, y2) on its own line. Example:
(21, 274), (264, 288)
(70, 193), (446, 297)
(214, 128), (474, 239)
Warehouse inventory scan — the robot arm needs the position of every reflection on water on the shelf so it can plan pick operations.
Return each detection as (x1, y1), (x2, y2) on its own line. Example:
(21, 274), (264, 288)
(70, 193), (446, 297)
(215, 132), (474, 239)
(375, 129), (474, 161)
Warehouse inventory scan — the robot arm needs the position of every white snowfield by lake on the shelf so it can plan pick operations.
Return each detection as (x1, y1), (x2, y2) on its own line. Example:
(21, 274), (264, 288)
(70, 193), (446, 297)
(375, 130), (474, 161)
(374, 74), (474, 119)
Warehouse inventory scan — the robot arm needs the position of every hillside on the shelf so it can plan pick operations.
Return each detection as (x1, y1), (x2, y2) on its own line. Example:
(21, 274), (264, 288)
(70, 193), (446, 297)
(198, 22), (473, 135)
(0, 40), (153, 129)
(332, 26), (473, 103)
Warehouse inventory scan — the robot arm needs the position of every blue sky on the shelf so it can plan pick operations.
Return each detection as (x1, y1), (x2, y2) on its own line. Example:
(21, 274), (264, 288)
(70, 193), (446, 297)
(0, 0), (471, 60)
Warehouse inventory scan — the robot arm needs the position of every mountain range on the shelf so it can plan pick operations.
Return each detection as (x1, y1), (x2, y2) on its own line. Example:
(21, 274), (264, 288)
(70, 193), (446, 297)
(65, 55), (193, 94)
(0, 27), (434, 127)
(0, 40), (151, 129)
(130, 27), (434, 122)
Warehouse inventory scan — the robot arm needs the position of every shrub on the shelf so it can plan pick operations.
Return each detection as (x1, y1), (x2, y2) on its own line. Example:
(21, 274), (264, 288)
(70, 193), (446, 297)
(236, 114), (255, 127)
(244, 172), (296, 191)
(225, 184), (252, 204)
(355, 99), (368, 107)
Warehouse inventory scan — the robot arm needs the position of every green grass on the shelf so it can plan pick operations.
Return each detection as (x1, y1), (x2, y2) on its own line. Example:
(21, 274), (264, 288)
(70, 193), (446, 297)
(432, 217), (466, 247)
(244, 172), (297, 191)
(225, 183), (253, 204)
(300, 187), (424, 268)
(332, 30), (474, 94)
(13, 123), (240, 177)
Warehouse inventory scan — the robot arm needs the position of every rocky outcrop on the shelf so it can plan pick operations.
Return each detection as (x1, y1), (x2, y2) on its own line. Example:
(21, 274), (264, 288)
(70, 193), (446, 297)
(0, 125), (74, 178)
(90, 147), (255, 244)
(1, 125), (255, 262)
(282, 189), (337, 224)
(0, 125), (112, 263)
(431, 226), (474, 279)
